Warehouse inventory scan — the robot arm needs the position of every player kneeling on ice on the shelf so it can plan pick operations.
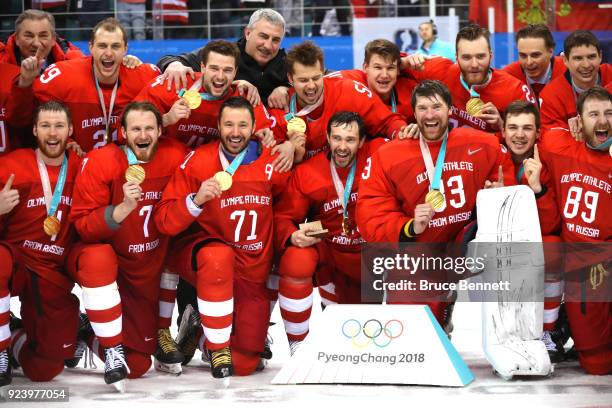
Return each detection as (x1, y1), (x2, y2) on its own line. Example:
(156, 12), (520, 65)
(155, 97), (290, 381)
(0, 102), (83, 386)
(70, 102), (188, 391)
(501, 100), (568, 363)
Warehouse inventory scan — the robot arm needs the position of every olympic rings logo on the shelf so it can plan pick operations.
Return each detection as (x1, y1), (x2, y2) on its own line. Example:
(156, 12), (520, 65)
(341, 319), (404, 348)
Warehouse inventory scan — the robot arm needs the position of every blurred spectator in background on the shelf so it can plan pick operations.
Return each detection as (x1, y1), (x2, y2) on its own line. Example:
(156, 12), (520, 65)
(413, 19), (456, 62)
(77, 0), (113, 40)
(273, 0), (302, 36)
(312, 0), (351, 36)
(352, 0), (379, 19)
(117, 0), (146, 40)
(155, 0), (189, 39)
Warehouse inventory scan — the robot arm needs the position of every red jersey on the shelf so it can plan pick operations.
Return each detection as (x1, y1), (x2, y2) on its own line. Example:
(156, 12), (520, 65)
(339, 69), (416, 122)
(356, 128), (515, 243)
(538, 129), (611, 242)
(502, 56), (566, 105)
(154, 140), (289, 283)
(406, 57), (531, 132)
(274, 138), (387, 254)
(540, 65), (612, 131)
(0, 63), (23, 156)
(8, 57), (160, 152)
(0, 34), (84, 66)
(269, 74), (406, 159)
(70, 138), (188, 279)
(513, 157), (560, 235)
(135, 74), (277, 148)
(0, 149), (80, 290)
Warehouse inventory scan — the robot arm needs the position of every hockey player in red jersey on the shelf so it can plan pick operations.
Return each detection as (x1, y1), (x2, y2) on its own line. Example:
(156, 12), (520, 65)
(135, 40), (288, 154)
(538, 87), (611, 375)
(402, 24), (531, 134)
(69, 102), (188, 389)
(540, 31), (612, 132)
(501, 100), (569, 362)
(268, 41), (408, 162)
(274, 111), (386, 353)
(8, 18), (160, 154)
(0, 101), (82, 385)
(502, 24), (566, 106)
(155, 97), (289, 379)
(340, 39), (417, 123)
(356, 80), (514, 325)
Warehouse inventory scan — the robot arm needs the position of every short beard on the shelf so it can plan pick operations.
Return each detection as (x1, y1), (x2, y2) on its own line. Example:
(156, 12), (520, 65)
(37, 139), (67, 159)
(129, 139), (159, 162)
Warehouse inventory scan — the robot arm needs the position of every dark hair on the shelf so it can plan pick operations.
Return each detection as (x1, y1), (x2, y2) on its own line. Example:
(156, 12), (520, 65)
(516, 24), (555, 50)
(286, 41), (324, 75)
(455, 23), (491, 51)
(219, 96), (255, 125)
(327, 111), (367, 140)
(364, 39), (400, 66)
(90, 17), (128, 46)
(564, 30), (601, 57)
(504, 100), (540, 130)
(577, 86), (611, 116)
(411, 80), (452, 110)
(121, 101), (163, 129)
(201, 40), (240, 67)
(16, 9), (55, 34)
(34, 101), (71, 125)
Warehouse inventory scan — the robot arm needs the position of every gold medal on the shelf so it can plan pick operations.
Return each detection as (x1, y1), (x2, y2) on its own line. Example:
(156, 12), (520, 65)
(342, 217), (353, 235)
(214, 171), (233, 191)
(425, 189), (445, 212)
(125, 164), (146, 184)
(183, 89), (202, 110)
(287, 117), (307, 133)
(43, 215), (61, 236)
(466, 97), (485, 117)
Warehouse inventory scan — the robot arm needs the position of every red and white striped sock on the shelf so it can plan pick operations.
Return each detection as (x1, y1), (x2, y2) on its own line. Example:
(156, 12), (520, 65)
(159, 270), (179, 329)
(279, 278), (313, 342)
(82, 282), (122, 347)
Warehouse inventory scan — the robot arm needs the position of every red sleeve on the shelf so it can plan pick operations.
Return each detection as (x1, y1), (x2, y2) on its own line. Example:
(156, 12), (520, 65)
(402, 57), (454, 82)
(273, 167), (311, 251)
(356, 146), (410, 242)
(133, 75), (173, 114)
(6, 76), (36, 128)
(539, 79), (572, 131)
(71, 151), (120, 242)
(501, 61), (524, 82)
(341, 79), (406, 139)
(534, 164), (561, 236)
(254, 103), (277, 134)
(154, 150), (203, 236)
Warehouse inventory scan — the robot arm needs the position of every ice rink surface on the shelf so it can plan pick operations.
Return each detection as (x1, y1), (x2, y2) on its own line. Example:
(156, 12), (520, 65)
(2, 297), (611, 408)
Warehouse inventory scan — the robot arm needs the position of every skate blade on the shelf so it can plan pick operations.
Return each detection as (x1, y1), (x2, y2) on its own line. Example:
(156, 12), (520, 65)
(112, 379), (127, 393)
(154, 360), (182, 375)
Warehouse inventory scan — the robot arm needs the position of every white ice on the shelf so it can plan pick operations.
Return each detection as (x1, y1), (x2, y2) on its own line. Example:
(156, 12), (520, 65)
(2, 292), (611, 408)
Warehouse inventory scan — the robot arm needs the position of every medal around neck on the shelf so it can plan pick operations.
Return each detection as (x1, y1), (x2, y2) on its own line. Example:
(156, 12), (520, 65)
(125, 164), (146, 184)
(214, 171), (233, 191)
(287, 116), (307, 133)
(466, 98), (485, 117)
(342, 217), (353, 235)
(43, 215), (61, 236)
(183, 89), (202, 110)
(425, 189), (445, 212)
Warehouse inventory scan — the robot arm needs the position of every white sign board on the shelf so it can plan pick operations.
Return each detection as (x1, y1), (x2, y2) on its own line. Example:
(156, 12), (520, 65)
(352, 16), (460, 68)
(272, 304), (474, 387)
